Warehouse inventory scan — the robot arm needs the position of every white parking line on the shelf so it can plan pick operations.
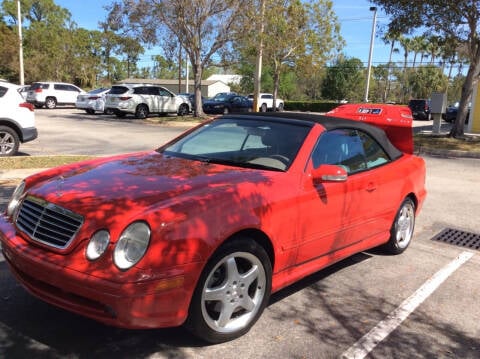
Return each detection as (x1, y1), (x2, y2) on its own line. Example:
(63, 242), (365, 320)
(342, 251), (475, 359)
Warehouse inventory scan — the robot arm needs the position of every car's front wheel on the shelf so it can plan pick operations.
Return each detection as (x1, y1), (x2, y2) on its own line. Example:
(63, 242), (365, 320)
(45, 97), (57, 109)
(186, 237), (272, 343)
(177, 103), (189, 116)
(0, 126), (20, 157)
(381, 197), (416, 254)
(135, 104), (149, 119)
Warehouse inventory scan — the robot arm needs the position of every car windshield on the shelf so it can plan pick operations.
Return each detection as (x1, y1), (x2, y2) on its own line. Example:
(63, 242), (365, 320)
(160, 118), (311, 171)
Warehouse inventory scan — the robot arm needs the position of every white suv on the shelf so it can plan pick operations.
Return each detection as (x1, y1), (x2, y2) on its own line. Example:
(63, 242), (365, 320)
(248, 93), (284, 112)
(105, 84), (191, 118)
(0, 82), (37, 156)
(26, 82), (85, 109)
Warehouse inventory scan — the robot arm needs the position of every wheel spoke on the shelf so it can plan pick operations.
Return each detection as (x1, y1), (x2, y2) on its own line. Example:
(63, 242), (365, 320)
(204, 284), (228, 302)
(241, 264), (260, 288)
(217, 302), (236, 328)
(225, 257), (240, 281)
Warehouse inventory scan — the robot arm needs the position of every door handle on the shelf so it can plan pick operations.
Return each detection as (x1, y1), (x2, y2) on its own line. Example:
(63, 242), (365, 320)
(366, 182), (377, 192)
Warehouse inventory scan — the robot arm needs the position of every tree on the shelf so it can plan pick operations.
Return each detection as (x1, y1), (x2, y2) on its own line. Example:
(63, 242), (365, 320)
(370, 0), (480, 138)
(107, 0), (246, 116)
(321, 57), (365, 102)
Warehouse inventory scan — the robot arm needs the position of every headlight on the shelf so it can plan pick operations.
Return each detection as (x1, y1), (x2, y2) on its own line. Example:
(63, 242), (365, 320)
(6, 180), (26, 218)
(113, 222), (151, 270)
(86, 230), (110, 261)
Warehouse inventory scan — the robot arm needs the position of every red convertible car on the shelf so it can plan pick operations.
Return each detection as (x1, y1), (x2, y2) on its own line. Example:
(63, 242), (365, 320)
(0, 112), (426, 343)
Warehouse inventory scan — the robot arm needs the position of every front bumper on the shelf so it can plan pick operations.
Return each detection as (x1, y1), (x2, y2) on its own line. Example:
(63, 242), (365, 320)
(0, 215), (200, 329)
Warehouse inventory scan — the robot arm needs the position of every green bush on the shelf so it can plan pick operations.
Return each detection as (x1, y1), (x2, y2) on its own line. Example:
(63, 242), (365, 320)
(284, 101), (340, 113)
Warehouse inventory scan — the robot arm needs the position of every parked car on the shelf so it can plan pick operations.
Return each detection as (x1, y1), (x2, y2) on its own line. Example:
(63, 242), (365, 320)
(26, 82), (85, 109)
(178, 92), (205, 112)
(408, 99), (431, 121)
(105, 84), (190, 118)
(0, 112), (426, 343)
(203, 93), (253, 114)
(247, 93), (285, 112)
(0, 82), (37, 156)
(442, 101), (471, 123)
(76, 87), (112, 114)
(18, 85), (31, 100)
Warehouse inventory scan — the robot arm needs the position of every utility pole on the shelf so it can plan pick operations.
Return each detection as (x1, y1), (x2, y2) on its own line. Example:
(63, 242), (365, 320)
(17, 0), (25, 85)
(364, 6), (377, 103)
(253, 0), (266, 112)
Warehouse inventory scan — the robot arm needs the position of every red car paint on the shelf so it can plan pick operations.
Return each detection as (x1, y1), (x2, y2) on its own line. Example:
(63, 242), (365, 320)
(0, 114), (426, 332)
(326, 103), (414, 154)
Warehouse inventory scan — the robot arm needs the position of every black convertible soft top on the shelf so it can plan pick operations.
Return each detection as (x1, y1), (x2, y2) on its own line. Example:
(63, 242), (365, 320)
(229, 112), (404, 160)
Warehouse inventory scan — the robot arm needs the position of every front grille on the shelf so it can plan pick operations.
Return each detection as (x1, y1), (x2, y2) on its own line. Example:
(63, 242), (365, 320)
(16, 196), (84, 249)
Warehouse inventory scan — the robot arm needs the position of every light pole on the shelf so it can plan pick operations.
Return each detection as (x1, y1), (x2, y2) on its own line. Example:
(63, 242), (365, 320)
(364, 6), (377, 103)
(17, 0), (24, 85)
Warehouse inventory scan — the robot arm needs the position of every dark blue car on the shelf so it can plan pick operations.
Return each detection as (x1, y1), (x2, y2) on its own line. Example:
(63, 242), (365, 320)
(203, 94), (253, 114)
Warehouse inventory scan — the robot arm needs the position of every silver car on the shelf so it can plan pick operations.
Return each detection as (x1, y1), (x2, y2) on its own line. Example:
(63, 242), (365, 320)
(105, 84), (190, 119)
(76, 87), (111, 114)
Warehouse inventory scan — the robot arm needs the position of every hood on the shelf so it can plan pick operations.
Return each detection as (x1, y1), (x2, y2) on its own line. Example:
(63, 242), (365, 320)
(26, 151), (262, 219)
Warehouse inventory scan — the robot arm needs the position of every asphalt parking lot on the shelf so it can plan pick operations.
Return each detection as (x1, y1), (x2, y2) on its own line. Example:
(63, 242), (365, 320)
(0, 108), (479, 358)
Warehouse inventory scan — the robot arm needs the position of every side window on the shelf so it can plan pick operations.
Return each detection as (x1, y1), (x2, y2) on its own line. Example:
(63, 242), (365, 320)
(358, 131), (390, 168)
(54, 84), (67, 91)
(134, 87), (148, 95)
(0, 86), (7, 97)
(158, 88), (171, 96)
(66, 85), (80, 92)
(311, 129), (367, 174)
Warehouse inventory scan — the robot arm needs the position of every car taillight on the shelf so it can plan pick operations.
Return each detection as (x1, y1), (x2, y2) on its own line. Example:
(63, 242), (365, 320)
(119, 96), (132, 101)
(35, 88), (42, 93)
(19, 102), (34, 112)
(88, 96), (101, 100)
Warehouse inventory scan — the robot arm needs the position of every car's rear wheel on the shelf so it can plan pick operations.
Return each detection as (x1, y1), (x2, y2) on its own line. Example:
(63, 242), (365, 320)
(0, 126), (20, 157)
(177, 103), (189, 116)
(135, 104), (149, 119)
(186, 237), (271, 343)
(381, 198), (416, 254)
(260, 103), (267, 112)
(45, 97), (57, 109)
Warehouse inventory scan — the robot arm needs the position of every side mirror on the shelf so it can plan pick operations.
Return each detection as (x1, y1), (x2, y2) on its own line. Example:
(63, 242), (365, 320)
(311, 164), (348, 183)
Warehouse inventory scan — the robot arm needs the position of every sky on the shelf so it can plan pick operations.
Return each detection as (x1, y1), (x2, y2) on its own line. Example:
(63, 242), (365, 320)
(55, 0), (394, 68)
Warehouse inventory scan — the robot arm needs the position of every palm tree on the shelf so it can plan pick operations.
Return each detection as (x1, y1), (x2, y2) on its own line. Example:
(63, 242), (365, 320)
(382, 31), (400, 102)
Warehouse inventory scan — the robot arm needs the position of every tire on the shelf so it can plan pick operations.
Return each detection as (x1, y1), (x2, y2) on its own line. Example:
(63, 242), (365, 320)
(277, 103), (284, 112)
(85, 109), (95, 115)
(0, 126), (20, 157)
(260, 103), (267, 112)
(177, 103), (189, 116)
(135, 104), (149, 119)
(186, 237), (272, 343)
(104, 108), (115, 115)
(45, 97), (57, 109)
(381, 198), (416, 254)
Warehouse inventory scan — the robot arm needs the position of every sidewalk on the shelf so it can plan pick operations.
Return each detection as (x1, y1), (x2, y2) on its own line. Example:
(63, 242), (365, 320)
(0, 168), (46, 181)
